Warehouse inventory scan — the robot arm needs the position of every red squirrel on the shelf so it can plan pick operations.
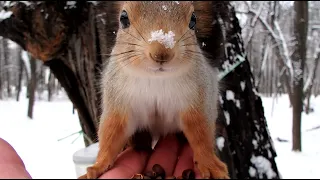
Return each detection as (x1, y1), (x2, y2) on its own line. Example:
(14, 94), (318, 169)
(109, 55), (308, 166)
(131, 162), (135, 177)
(79, 1), (229, 179)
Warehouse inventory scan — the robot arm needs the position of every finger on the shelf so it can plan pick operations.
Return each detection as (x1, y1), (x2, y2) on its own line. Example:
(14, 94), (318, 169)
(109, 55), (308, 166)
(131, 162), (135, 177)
(0, 138), (32, 178)
(144, 135), (180, 176)
(99, 147), (149, 179)
(194, 166), (202, 179)
(173, 143), (194, 177)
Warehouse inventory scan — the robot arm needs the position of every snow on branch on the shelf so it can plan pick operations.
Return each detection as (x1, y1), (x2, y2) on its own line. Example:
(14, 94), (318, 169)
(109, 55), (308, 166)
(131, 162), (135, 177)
(87, 1), (100, 5)
(21, 50), (31, 78)
(244, 2), (264, 48)
(303, 45), (320, 92)
(261, 42), (270, 72)
(250, 2), (264, 27)
(3, 1), (37, 8)
(242, 2), (294, 82)
(243, 3), (280, 40)
(274, 20), (294, 81)
(0, 9), (12, 22)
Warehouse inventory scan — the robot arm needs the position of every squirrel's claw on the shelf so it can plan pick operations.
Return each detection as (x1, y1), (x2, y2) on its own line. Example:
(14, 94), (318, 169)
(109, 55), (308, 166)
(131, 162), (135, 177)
(195, 156), (230, 179)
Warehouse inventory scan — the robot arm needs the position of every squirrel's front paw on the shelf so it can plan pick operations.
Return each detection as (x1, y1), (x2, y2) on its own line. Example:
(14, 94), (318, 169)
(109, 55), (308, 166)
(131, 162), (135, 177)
(78, 174), (87, 179)
(78, 164), (111, 179)
(195, 156), (230, 179)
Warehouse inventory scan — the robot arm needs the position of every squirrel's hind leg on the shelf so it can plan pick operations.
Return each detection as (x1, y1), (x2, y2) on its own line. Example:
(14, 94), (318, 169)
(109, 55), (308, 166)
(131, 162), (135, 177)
(180, 107), (230, 179)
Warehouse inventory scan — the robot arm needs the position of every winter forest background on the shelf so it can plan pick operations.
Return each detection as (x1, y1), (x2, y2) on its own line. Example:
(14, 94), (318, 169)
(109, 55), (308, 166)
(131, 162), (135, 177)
(0, 1), (319, 179)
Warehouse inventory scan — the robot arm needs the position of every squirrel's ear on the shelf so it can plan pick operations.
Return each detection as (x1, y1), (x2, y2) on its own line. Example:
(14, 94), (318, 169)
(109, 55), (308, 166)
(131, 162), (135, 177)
(193, 1), (229, 38)
(113, 1), (124, 13)
(193, 1), (214, 38)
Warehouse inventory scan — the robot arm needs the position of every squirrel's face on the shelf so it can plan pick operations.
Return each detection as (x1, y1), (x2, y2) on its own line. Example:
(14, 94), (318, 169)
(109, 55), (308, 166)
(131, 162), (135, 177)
(111, 1), (202, 77)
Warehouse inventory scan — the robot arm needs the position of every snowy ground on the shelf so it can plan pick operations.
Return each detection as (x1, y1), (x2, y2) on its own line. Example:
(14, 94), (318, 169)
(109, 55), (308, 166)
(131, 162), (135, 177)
(0, 89), (319, 179)
(262, 95), (320, 179)
(0, 89), (85, 179)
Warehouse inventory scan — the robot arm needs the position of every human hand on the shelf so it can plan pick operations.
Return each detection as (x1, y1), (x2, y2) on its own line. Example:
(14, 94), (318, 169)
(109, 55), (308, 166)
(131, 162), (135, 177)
(0, 135), (201, 179)
(98, 134), (201, 179)
(0, 138), (32, 179)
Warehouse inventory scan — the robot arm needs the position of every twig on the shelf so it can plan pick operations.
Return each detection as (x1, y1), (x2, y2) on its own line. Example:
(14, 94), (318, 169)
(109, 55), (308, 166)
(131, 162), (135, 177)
(82, 131), (94, 144)
(244, 2), (264, 49)
(57, 130), (82, 141)
(242, 2), (280, 40)
(241, 2), (294, 85)
(71, 132), (82, 144)
(306, 125), (320, 132)
(274, 20), (294, 81)
(303, 44), (320, 93)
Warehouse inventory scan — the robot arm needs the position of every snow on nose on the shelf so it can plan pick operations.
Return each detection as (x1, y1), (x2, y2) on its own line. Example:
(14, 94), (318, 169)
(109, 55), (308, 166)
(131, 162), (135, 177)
(148, 29), (176, 49)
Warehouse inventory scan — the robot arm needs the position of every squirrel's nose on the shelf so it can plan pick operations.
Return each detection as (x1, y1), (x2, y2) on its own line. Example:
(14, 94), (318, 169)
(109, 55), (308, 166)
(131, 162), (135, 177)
(149, 52), (173, 64)
(148, 42), (175, 64)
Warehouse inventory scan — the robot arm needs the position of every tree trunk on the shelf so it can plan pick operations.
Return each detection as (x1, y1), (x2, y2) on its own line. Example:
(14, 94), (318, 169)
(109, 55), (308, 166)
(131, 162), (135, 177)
(2, 39), (12, 98)
(305, 51), (320, 114)
(47, 71), (54, 101)
(0, 38), (3, 99)
(291, 1), (308, 152)
(0, 1), (280, 178)
(304, 28), (320, 114)
(37, 64), (45, 100)
(27, 55), (37, 119)
(16, 48), (23, 101)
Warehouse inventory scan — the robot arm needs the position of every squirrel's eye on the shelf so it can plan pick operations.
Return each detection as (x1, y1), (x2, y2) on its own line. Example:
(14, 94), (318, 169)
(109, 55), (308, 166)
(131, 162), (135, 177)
(120, 10), (130, 29)
(189, 12), (196, 30)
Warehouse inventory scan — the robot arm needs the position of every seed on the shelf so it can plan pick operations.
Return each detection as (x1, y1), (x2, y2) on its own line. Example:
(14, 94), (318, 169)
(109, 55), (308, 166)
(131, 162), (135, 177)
(152, 164), (166, 178)
(182, 169), (195, 179)
(143, 175), (151, 179)
(131, 174), (144, 179)
(166, 176), (176, 179)
(144, 171), (156, 178)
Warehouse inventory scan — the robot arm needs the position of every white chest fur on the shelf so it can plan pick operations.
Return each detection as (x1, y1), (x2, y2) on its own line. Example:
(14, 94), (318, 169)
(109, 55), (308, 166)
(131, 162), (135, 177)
(102, 58), (219, 142)
(120, 74), (198, 137)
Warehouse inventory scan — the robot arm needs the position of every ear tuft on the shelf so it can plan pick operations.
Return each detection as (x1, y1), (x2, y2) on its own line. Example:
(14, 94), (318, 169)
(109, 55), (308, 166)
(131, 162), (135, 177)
(193, 1), (214, 38)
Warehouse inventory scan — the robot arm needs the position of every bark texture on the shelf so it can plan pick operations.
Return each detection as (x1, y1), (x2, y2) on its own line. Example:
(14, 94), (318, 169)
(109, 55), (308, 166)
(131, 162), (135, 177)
(291, 1), (308, 152)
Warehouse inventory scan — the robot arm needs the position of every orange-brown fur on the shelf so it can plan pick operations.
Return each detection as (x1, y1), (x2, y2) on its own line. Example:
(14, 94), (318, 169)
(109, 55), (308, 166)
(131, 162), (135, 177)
(79, 1), (229, 179)
(78, 110), (128, 179)
(193, 1), (214, 38)
(111, 1), (196, 74)
(181, 90), (228, 179)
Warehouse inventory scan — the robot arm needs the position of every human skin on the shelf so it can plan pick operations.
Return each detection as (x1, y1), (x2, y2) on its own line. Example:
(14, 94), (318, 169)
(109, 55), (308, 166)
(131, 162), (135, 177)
(0, 137), (32, 178)
(0, 135), (202, 179)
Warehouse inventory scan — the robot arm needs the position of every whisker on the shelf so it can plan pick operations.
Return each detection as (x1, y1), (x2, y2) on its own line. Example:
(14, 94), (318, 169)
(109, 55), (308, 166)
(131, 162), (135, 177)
(101, 53), (142, 72)
(115, 41), (144, 47)
(180, 33), (196, 42)
(181, 52), (202, 59)
(176, 29), (191, 44)
(113, 53), (143, 63)
(181, 43), (199, 47)
(184, 49), (203, 54)
(132, 24), (148, 44)
(120, 28), (142, 42)
(108, 53), (142, 67)
(182, 51), (223, 67)
(108, 55), (142, 80)
(180, 52), (202, 64)
(100, 50), (136, 57)
(128, 4), (148, 44)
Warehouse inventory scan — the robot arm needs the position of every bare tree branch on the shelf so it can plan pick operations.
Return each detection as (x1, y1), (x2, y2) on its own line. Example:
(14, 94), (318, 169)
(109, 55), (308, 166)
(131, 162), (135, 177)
(274, 20), (294, 82)
(304, 46), (320, 93)
(244, 2), (264, 49)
